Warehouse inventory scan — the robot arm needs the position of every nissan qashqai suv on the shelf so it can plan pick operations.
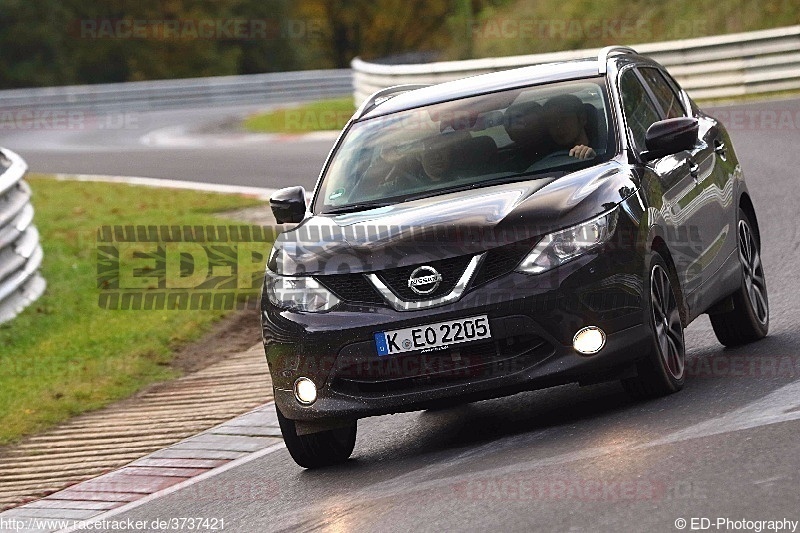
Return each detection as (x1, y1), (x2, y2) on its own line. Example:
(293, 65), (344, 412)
(262, 46), (769, 468)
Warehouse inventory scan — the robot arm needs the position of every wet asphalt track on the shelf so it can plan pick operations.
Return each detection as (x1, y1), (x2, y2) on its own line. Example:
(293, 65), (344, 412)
(0, 104), (330, 189)
(2, 98), (799, 532)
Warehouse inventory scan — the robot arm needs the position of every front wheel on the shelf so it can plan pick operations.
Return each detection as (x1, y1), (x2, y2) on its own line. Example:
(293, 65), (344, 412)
(276, 407), (356, 469)
(622, 253), (686, 399)
(710, 209), (769, 346)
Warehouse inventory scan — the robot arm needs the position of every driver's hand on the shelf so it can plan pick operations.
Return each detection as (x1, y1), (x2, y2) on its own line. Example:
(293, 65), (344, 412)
(569, 145), (596, 160)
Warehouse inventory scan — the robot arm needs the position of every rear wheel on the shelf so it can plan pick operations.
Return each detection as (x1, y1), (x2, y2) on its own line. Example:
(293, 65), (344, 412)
(622, 253), (686, 399)
(276, 407), (356, 469)
(710, 209), (769, 346)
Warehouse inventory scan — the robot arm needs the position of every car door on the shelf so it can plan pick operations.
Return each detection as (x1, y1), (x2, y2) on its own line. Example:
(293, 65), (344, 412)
(638, 67), (732, 309)
(617, 67), (706, 312)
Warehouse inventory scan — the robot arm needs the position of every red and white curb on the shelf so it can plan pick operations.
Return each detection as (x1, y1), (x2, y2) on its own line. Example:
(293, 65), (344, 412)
(0, 403), (285, 533)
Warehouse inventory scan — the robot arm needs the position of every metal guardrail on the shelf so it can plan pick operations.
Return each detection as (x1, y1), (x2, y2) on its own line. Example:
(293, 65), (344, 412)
(0, 69), (353, 113)
(0, 148), (45, 324)
(352, 25), (800, 104)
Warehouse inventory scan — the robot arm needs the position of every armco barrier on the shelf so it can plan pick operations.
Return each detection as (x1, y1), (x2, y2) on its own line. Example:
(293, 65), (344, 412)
(0, 69), (353, 113)
(0, 148), (45, 324)
(352, 25), (800, 104)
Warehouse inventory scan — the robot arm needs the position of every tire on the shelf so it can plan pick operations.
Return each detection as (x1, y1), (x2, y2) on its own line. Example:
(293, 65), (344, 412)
(276, 406), (356, 469)
(622, 252), (686, 399)
(710, 209), (769, 347)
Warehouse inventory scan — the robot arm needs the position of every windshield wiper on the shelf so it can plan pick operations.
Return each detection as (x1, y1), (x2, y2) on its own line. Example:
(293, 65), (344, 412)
(398, 173), (556, 203)
(323, 201), (395, 215)
(322, 173), (561, 214)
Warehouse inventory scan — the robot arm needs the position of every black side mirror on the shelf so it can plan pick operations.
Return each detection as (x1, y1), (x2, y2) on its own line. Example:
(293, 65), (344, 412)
(270, 186), (307, 224)
(640, 117), (699, 162)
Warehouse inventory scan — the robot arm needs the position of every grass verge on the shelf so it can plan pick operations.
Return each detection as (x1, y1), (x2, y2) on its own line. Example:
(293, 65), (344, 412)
(0, 176), (267, 445)
(242, 97), (355, 134)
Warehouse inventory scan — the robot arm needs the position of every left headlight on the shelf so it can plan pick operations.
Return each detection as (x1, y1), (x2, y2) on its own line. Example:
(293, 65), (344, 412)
(516, 208), (618, 275)
(264, 270), (340, 312)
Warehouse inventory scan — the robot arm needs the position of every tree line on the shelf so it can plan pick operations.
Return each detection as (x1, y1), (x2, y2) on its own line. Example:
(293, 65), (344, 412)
(0, 0), (507, 89)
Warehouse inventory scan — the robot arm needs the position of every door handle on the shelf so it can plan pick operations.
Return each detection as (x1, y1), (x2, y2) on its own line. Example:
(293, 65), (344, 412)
(714, 139), (727, 159)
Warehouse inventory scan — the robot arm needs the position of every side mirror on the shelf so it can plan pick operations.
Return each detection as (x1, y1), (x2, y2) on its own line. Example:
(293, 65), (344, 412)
(640, 117), (699, 162)
(270, 186), (307, 224)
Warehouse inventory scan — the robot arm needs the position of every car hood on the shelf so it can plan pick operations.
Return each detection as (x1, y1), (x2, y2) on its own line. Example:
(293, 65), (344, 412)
(271, 160), (637, 275)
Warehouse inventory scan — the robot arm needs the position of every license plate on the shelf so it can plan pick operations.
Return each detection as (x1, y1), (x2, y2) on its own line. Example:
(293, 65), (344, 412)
(374, 315), (491, 356)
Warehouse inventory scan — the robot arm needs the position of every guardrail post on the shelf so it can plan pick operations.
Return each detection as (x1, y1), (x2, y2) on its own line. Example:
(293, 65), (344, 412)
(0, 148), (46, 324)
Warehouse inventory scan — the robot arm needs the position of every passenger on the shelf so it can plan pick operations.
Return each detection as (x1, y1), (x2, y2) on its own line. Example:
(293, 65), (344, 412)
(544, 94), (596, 160)
(420, 132), (469, 182)
(357, 143), (422, 196)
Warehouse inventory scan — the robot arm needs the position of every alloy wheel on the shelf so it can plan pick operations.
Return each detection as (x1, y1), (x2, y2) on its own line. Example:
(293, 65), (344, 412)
(650, 264), (685, 380)
(738, 220), (768, 324)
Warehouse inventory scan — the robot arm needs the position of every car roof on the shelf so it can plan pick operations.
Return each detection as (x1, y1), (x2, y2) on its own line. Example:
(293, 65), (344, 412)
(360, 58), (605, 120)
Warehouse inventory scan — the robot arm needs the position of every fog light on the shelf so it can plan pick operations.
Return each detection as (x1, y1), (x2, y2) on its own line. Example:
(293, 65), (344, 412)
(573, 326), (606, 355)
(294, 377), (317, 405)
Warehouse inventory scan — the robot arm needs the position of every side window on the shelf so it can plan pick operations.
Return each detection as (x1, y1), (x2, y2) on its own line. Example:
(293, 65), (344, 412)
(618, 69), (662, 152)
(639, 67), (685, 119)
(665, 70), (700, 116)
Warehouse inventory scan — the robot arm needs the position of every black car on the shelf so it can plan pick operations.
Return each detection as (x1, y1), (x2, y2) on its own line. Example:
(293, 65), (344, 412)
(262, 46), (769, 468)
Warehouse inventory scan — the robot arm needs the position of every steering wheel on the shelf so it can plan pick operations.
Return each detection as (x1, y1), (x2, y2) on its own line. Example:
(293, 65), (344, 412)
(525, 149), (574, 172)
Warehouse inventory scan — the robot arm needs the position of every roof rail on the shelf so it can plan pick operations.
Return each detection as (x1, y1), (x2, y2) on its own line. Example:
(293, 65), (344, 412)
(354, 84), (431, 119)
(597, 46), (638, 74)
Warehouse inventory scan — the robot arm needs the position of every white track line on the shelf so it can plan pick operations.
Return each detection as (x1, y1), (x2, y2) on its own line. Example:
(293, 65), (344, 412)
(53, 173), (276, 200)
(647, 378), (800, 446)
(140, 125), (339, 148)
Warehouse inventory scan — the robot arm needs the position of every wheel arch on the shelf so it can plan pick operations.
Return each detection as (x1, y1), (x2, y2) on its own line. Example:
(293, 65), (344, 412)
(738, 192), (761, 247)
(649, 235), (689, 327)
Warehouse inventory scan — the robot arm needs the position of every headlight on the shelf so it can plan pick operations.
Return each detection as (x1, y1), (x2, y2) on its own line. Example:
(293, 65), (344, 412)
(516, 209), (618, 274)
(264, 270), (340, 312)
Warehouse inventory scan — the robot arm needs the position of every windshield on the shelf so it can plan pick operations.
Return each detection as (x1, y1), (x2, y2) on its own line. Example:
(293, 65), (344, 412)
(313, 77), (614, 214)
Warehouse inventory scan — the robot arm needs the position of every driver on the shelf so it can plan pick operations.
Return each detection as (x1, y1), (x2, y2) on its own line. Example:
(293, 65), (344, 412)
(503, 100), (552, 170)
(543, 94), (596, 160)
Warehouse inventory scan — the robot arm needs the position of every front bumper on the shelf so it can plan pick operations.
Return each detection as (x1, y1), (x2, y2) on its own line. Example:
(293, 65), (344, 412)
(262, 229), (651, 422)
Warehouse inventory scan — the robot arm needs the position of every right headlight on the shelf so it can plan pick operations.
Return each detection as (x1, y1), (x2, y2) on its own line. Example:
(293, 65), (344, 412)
(516, 208), (618, 275)
(264, 269), (341, 312)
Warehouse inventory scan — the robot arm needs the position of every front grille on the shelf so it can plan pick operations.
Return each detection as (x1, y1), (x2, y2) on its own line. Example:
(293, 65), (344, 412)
(471, 241), (533, 287)
(314, 273), (384, 305)
(332, 332), (553, 396)
(376, 255), (474, 301)
(313, 243), (525, 306)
